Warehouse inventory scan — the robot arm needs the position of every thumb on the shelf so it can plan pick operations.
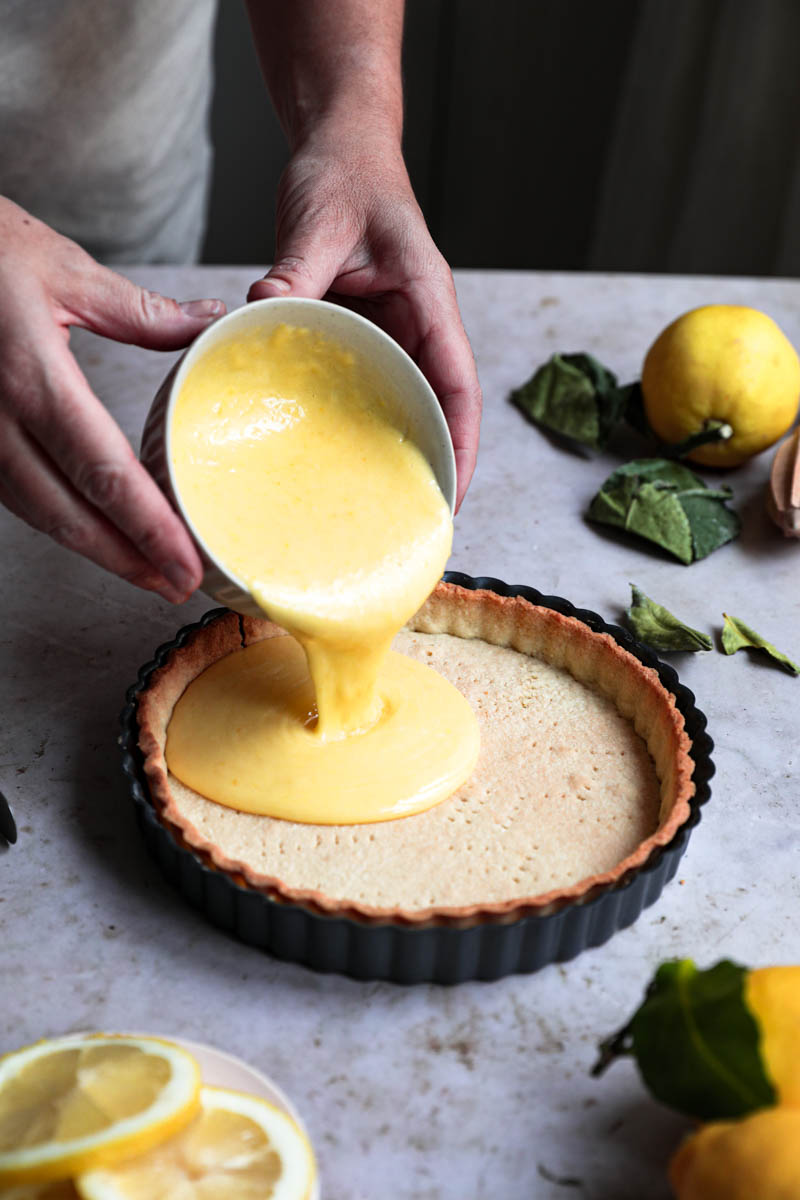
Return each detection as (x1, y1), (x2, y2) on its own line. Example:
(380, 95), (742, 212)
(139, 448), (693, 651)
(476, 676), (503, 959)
(248, 228), (348, 303)
(72, 264), (225, 350)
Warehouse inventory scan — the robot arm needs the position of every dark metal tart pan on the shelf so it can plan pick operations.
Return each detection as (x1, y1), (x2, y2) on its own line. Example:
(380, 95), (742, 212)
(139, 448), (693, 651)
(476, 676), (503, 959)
(119, 573), (714, 985)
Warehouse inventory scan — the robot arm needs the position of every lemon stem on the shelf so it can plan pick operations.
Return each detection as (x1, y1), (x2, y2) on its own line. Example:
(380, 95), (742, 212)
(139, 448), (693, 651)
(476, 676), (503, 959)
(590, 1019), (635, 1076)
(664, 420), (734, 459)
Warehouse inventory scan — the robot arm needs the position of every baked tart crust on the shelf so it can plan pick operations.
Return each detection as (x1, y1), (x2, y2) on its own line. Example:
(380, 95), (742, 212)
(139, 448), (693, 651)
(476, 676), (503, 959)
(137, 583), (695, 927)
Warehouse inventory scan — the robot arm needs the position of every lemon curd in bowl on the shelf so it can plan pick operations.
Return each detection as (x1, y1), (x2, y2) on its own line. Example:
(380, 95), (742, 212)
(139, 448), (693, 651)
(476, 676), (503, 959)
(160, 314), (479, 826)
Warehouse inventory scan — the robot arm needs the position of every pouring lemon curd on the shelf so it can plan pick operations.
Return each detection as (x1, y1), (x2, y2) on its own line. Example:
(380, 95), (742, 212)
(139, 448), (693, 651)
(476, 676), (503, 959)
(165, 321), (480, 824)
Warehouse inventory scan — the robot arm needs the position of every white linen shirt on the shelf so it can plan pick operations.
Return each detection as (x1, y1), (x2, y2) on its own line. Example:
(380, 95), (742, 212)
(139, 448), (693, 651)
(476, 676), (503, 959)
(0, 0), (217, 263)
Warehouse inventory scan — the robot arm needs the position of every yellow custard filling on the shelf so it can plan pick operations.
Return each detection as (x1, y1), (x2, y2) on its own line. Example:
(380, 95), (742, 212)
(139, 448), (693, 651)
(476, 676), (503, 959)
(166, 323), (479, 823)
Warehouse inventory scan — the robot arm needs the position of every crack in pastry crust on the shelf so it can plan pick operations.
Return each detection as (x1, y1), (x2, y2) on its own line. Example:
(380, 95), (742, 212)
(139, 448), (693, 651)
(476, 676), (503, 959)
(137, 583), (694, 927)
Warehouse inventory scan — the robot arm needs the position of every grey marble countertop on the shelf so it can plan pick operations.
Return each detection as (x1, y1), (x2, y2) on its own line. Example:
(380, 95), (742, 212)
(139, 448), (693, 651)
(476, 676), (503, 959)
(2, 268), (799, 1200)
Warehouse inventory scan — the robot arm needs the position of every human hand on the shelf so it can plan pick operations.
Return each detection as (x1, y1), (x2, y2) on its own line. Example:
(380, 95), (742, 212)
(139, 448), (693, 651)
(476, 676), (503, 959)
(0, 198), (225, 602)
(248, 130), (482, 510)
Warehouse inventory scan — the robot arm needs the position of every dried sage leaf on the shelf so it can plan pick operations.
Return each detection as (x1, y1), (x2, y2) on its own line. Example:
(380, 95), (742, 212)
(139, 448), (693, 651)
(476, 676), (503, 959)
(510, 352), (631, 449)
(721, 614), (799, 675)
(679, 492), (741, 561)
(625, 585), (712, 652)
(587, 458), (740, 563)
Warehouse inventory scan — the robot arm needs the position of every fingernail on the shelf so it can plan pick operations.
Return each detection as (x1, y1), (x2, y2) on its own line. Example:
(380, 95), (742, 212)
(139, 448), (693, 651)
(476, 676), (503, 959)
(159, 561), (197, 598)
(156, 585), (185, 605)
(179, 298), (224, 319)
(260, 275), (291, 294)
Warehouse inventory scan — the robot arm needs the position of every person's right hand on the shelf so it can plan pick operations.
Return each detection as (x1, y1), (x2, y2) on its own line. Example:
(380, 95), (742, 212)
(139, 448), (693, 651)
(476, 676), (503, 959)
(0, 197), (225, 603)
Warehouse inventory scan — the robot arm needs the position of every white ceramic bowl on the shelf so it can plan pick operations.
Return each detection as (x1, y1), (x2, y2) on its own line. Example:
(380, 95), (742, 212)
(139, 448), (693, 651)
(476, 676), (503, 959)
(141, 297), (456, 618)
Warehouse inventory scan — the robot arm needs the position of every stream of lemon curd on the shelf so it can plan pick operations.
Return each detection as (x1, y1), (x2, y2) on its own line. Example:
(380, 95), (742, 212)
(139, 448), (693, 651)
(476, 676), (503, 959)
(165, 323), (480, 824)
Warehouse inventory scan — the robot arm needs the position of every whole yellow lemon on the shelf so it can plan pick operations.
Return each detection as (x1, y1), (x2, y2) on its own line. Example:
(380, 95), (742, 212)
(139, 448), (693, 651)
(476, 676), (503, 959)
(641, 305), (800, 467)
(669, 1107), (800, 1199)
(745, 967), (800, 1108)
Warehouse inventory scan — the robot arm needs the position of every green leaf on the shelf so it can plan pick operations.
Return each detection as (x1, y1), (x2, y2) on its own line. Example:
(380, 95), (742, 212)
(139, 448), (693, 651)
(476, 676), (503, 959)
(569, 353), (633, 446)
(510, 352), (631, 449)
(721, 615), (800, 675)
(587, 458), (741, 563)
(596, 457), (706, 489)
(680, 492), (741, 561)
(595, 960), (776, 1121)
(619, 381), (650, 437)
(625, 481), (694, 564)
(625, 585), (712, 652)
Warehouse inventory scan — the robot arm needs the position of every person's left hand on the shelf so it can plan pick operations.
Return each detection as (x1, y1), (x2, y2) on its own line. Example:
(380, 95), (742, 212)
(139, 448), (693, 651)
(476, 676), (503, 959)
(248, 129), (482, 510)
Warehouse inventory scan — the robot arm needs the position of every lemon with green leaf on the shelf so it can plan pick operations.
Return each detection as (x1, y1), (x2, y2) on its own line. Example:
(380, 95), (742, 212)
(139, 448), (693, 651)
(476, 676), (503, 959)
(594, 960), (800, 1120)
(642, 305), (800, 467)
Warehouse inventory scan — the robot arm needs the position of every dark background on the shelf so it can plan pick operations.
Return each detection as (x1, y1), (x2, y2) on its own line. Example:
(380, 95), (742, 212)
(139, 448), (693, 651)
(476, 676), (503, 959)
(202, 0), (639, 270)
(201, 0), (799, 277)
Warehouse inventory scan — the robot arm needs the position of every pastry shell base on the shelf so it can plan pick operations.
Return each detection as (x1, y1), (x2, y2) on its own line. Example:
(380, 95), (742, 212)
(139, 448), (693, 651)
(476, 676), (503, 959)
(136, 582), (696, 929)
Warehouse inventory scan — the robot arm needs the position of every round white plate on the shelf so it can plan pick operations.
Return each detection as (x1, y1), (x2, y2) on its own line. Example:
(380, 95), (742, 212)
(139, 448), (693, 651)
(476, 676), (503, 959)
(169, 1036), (304, 1118)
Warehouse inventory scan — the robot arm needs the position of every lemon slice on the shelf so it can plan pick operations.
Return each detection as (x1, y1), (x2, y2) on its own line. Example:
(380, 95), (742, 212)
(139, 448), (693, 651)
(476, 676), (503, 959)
(75, 1086), (317, 1200)
(0, 1035), (201, 1187)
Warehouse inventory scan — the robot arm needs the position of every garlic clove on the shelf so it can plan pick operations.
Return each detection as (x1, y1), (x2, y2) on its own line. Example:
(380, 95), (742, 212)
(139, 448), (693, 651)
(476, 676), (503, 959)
(768, 427), (800, 537)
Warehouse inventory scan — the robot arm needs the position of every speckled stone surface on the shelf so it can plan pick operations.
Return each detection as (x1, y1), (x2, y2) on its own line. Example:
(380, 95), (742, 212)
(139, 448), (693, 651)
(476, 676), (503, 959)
(2, 269), (799, 1199)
